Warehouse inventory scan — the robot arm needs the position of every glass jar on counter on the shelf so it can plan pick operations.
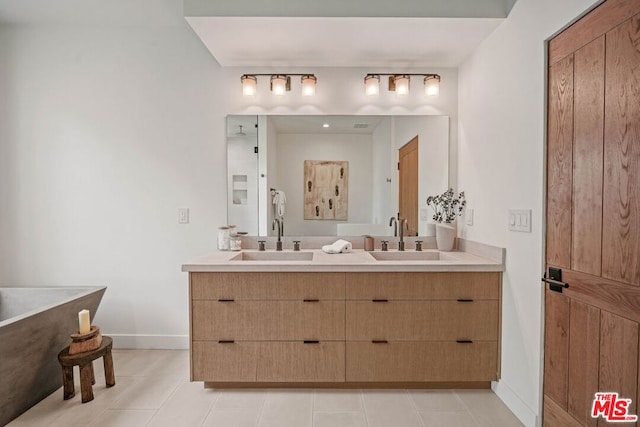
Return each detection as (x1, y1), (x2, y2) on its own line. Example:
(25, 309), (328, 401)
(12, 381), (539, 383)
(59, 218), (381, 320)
(227, 224), (237, 235)
(229, 234), (242, 251)
(217, 226), (230, 251)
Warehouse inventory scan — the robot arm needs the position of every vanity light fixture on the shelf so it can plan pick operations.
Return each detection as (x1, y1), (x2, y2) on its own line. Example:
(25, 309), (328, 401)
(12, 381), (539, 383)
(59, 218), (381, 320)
(364, 73), (440, 97)
(241, 74), (317, 97)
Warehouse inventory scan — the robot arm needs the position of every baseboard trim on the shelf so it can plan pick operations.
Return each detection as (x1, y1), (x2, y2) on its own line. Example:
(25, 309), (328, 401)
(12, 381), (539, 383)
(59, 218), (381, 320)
(110, 334), (189, 349)
(492, 380), (539, 427)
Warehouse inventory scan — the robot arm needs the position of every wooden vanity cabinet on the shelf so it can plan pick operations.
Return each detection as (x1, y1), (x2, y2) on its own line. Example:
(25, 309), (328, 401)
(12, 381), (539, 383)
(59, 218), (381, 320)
(189, 270), (501, 387)
(344, 272), (501, 384)
(190, 272), (345, 384)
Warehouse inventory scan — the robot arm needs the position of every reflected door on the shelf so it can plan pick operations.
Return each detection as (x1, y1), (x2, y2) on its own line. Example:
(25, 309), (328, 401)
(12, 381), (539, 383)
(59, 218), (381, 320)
(399, 137), (418, 236)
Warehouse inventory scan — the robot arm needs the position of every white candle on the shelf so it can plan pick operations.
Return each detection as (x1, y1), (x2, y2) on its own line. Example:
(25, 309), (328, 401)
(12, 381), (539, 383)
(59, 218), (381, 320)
(78, 309), (90, 334)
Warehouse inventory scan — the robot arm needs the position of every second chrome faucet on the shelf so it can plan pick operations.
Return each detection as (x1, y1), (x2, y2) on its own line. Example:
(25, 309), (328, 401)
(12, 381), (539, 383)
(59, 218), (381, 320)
(398, 218), (409, 251)
(272, 218), (283, 251)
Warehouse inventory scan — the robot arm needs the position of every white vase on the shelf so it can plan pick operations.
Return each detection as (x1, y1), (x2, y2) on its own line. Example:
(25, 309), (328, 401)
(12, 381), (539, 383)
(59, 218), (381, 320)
(435, 223), (456, 251)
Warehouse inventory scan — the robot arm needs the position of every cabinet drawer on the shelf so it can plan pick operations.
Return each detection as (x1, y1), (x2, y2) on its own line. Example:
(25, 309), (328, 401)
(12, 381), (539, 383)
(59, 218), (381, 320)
(346, 300), (498, 341)
(192, 300), (345, 341)
(191, 272), (345, 300)
(346, 341), (498, 382)
(346, 272), (500, 300)
(192, 341), (258, 382)
(257, 342), (345, 382)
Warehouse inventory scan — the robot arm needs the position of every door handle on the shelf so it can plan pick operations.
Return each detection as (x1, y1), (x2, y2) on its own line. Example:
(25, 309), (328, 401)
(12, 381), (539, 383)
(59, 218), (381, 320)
(541, 271), (569, 293)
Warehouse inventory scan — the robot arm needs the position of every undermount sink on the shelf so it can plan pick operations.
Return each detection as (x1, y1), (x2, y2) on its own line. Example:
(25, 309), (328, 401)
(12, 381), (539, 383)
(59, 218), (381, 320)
(368, 251), (440, 261)
(231, 251), (314, 261)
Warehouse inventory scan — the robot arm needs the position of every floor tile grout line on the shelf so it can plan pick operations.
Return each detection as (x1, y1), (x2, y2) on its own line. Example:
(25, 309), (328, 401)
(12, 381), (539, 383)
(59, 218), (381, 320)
(453, 390), (483, 427)
(254, 389), (269, 427)
(360, 389), (370, 427)
(404, 389), (427, 427)
(197, 388), (219, 427)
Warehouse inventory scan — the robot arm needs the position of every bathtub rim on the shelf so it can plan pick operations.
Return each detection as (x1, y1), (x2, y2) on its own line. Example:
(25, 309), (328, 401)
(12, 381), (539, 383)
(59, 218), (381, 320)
(0, 285), (107, 328)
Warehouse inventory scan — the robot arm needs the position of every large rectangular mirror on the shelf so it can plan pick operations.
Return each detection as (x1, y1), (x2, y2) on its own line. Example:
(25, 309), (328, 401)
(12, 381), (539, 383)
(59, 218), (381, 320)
(227, 115), (449, 237)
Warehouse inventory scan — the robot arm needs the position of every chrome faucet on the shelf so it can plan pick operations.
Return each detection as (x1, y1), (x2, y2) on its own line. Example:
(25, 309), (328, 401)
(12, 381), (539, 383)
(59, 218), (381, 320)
(272, 218), (283, 251)
(389, 217), (398, 237)
(398, 218), (409, 251)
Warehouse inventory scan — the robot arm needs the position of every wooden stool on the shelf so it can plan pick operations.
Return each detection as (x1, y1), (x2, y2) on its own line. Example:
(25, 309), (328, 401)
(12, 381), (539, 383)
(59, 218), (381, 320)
(58, 336), (115, 403)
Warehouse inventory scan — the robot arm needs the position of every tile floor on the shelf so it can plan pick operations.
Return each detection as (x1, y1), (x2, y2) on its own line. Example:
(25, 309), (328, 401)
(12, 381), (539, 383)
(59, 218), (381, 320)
(8, 349), (524, 427)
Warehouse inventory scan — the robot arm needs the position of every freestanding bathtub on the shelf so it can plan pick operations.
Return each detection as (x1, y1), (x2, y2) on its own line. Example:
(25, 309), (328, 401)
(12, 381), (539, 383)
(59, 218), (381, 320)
(0, 286), (106, 426)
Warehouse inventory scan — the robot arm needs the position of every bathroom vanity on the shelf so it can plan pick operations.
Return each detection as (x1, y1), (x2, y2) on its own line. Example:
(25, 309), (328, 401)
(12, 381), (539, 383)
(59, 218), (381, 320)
(182, 239), (504, 389)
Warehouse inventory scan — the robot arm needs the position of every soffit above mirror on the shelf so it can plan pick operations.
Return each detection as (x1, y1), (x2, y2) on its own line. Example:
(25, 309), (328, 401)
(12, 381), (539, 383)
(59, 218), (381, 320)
(184, 0), (516, 68)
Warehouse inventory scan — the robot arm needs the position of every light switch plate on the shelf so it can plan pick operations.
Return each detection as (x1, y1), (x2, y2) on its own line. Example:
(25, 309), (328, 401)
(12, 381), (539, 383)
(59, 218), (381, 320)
(509, 209), (531, 232)
(465, 208), (474, 226)
(178, 207), (189, 224)
(420, 208), (429, 221)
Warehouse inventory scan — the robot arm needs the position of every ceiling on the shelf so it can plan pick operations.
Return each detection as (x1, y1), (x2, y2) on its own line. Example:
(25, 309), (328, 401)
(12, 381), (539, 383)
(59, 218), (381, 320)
(184, 0), (514, 68)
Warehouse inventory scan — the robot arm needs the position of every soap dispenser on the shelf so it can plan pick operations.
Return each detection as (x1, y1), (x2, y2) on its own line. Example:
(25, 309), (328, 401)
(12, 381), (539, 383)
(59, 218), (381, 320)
(363, 235), (374, 251)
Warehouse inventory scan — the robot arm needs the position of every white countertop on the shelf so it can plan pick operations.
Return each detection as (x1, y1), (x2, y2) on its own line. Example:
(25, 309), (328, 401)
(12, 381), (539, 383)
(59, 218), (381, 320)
(182, 248), (504, 273)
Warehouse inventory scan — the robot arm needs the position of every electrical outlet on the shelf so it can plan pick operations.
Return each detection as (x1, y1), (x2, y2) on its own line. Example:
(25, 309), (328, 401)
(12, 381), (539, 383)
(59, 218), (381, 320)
(178, 208), (189, 224)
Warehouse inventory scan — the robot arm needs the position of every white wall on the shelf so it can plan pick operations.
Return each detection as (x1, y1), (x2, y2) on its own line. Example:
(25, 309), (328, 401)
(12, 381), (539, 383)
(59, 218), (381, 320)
(0, 1), (458, 349)
(274, 133), (373, 236)
(0, 2), (225, 349)
(457, 0), (598, 425)
(371, 117), (393, 224)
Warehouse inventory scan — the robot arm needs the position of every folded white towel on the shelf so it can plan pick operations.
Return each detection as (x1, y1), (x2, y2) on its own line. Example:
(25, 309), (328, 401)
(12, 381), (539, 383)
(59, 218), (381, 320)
(322, 239), (353, 254)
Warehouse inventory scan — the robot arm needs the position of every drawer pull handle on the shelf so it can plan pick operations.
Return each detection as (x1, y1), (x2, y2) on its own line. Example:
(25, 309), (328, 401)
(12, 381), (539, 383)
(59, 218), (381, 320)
(218, 299), (235, 302)
(303, 340), (319, 344)
(372, 340), (388, 344)
(457, 299), (474, 302)
(372, 299), (388, 302)
(218, 340), (235, 344)
(456, 340), (473, 344)
(303, 299), (319, 302)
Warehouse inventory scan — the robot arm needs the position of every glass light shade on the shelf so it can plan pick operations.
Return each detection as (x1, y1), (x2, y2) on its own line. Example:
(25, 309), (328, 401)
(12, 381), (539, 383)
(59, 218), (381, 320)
(241, 75), (257, 97)
(394, 75), (410, 95)
(301, 75), (316, 96)
(365, 75), (380, 96)
(424, 75), (440, 97)
(270, 75), (288, 96)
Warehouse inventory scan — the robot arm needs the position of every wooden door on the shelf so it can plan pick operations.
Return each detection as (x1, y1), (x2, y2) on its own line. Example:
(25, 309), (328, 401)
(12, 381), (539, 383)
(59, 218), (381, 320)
(544, 1), (640, 426)
(399, 137), (418, 236)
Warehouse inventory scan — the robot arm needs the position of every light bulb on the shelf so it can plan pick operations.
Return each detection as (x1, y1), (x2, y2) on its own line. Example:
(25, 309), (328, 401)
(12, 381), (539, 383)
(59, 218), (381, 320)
(271, 75), (288, 96)
(424, 75), (440, 97)
(241, 75), (257, 97)
(394, 75), (410, 96)
(365, 75), (380, 96)
(301, 75), (316, 96)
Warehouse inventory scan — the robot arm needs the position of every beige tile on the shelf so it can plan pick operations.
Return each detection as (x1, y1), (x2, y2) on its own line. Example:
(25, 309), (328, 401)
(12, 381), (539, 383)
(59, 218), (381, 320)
(146, 380), (218, 427)
(202, 408), (261, 427)
(362, 390), (422, 427)
(10, 350), (524, 427)
(258, 390), (313, 427)
(362, 390), (415, 413)
(8, 376), (137, 427)
(314, 390), (363, 412)
(109, 375), (183, 410)
(89, 409), (156, 427)
(113, 350), (186, 377)
(455, 390), (523, 427)
(214, 390), (267, 410)
(409, 390), (466, 412)
(419, 411), (478, 427)
(313, 412), (367, 427)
